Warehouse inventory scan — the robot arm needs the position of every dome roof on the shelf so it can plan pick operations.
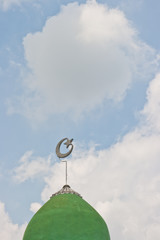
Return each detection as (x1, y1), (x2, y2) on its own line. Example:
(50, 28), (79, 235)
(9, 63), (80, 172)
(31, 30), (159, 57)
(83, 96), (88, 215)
(23, 185), (110, 240)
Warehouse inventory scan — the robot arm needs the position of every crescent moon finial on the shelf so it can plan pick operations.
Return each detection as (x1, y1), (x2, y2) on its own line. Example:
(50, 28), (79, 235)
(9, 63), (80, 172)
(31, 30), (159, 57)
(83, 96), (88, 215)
(56, 138), (74, 159)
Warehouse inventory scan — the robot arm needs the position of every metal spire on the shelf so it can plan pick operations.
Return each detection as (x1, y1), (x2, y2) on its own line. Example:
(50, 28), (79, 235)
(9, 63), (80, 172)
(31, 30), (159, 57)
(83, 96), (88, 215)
(56, 138), (74, 185)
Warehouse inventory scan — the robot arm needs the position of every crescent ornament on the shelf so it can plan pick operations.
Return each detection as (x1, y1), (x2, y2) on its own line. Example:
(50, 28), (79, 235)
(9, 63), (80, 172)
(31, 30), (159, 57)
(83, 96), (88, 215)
(56, 138), (73, 159)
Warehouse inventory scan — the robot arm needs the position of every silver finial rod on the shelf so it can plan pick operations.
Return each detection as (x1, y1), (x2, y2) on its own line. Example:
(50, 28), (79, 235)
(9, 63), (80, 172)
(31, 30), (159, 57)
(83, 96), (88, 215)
(61, 160), (67, 185)
(56, 138), (73, 185)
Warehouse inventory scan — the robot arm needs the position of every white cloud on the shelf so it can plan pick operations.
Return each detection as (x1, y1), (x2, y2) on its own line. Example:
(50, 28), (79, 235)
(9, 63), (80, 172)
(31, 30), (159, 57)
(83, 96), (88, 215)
(9, 1), (157, 123)
(0, 0), (38, 10)
(141, 73), (160, 132)
(0, 0), (19, 11)
(14, 151), (52, 182)
(0, 201), (26, 240)
(30, 202), (42, 213)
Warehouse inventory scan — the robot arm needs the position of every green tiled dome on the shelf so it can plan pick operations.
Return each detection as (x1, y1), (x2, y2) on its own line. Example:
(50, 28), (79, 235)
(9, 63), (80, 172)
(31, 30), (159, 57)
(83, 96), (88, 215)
(23, 185), (110, 240)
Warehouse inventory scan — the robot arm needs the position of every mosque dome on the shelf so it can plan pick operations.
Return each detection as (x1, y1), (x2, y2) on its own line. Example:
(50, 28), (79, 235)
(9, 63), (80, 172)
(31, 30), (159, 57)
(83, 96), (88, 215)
(23, 185), (110, 240)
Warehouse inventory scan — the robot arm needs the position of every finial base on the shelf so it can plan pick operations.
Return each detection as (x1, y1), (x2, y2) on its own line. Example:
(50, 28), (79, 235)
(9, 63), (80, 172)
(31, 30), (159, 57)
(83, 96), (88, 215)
(51, 185), (82, 198)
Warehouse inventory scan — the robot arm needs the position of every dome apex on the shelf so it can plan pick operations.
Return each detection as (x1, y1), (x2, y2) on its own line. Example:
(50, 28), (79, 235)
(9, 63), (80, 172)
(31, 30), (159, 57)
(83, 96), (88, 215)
(23, 186), (110, 240)
(51, 184), (82, 198)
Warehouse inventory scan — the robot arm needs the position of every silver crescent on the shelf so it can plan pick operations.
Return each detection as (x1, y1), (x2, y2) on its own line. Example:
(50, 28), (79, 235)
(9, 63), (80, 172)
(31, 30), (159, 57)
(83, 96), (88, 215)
(56, 138), (73, 159)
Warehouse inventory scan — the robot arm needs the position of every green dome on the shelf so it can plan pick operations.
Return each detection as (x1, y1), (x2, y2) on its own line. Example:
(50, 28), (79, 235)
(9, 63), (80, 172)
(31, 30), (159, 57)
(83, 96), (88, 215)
(23, 185), (110, 240)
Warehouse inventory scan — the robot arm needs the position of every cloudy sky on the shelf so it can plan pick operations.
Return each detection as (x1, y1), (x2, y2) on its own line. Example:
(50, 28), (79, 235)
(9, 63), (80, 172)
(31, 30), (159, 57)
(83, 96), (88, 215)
(0, 0), (160, 239)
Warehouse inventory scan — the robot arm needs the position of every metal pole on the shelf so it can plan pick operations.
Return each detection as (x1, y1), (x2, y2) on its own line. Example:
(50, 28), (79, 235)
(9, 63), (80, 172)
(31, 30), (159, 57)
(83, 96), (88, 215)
(61, 160), (67, 185)
(66, 161), (67, 185)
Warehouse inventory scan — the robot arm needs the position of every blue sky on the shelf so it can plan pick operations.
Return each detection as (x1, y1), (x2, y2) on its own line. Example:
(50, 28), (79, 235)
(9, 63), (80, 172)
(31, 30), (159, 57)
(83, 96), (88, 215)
(0, 0), (160, 239)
